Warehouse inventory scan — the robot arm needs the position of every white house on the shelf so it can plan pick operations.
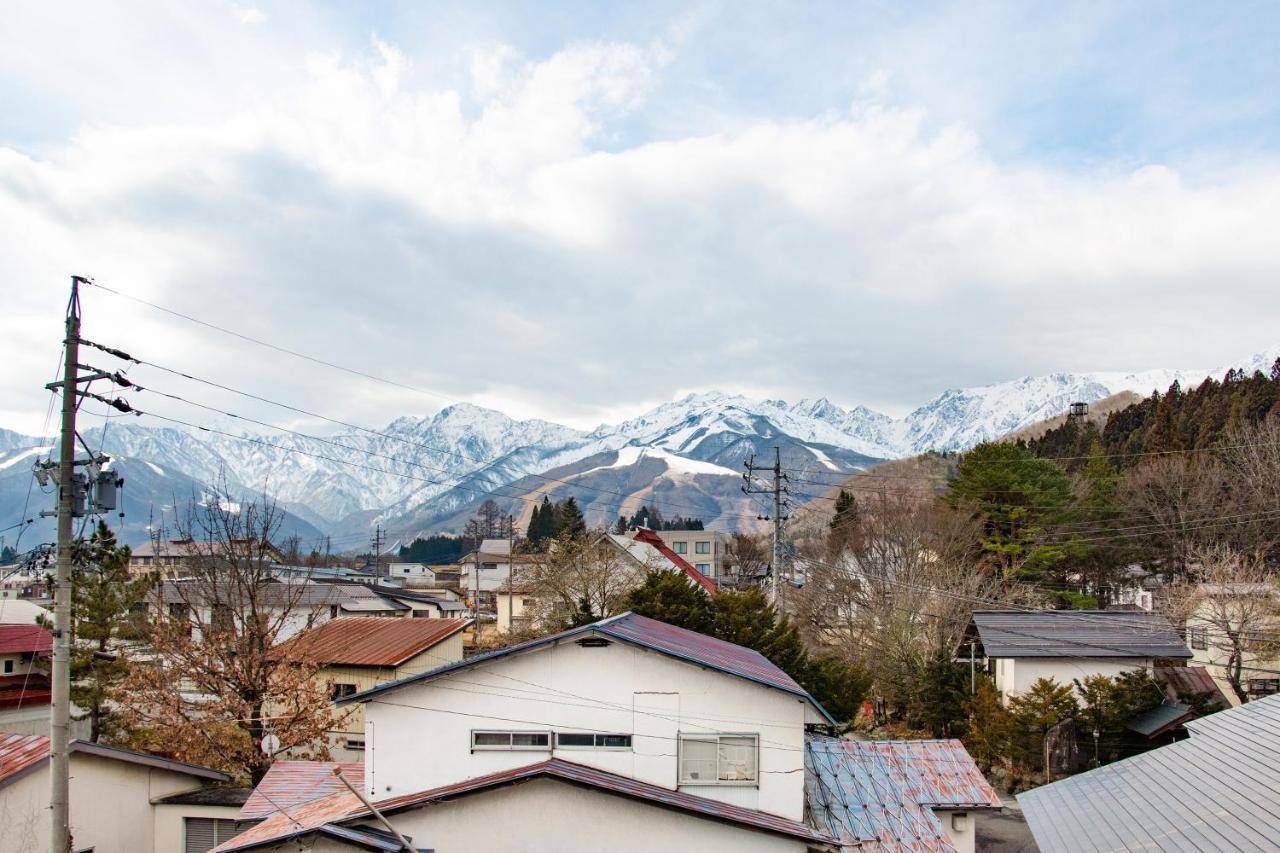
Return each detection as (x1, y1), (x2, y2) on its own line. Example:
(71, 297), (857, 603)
(969, 610), (1192, 704)
(0, 731), (242, 853)
(1184, 582), (1280, 704)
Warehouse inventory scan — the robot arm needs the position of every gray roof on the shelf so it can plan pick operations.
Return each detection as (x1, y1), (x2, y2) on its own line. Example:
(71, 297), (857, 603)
(971, 610), (1192, 659)
(156, 580), (402, 611)
(1021, 693), (1280, 852)
(1125, 701), (1193, 738)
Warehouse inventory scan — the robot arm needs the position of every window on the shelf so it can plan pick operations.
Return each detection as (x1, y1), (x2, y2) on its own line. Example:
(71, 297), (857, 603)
(679, 734), (758, 785)
(3, 659), (12, 674)
(696, 564), (711, 575)
(673, 541), (688, 554)
(555, 732), (632, 749)
(345, 737), (366, 751)
(1247, 678), (1280, 696)
(1188, 626), (1208, 650)
(695, 541), (710, 555)
(471, 730), (552, 751)
(331, 683), (358, 700)
(184, 817), (240, 853)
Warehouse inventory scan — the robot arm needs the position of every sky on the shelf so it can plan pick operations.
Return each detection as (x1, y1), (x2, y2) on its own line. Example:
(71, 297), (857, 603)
(3, 1), (1280, 436)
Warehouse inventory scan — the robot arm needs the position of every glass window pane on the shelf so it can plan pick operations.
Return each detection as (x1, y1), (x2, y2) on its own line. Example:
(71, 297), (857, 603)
(718, 736), (757, 781)
(473, 732), (510, 747)
(557, 733), (595, 747)
(511, 732), (549, 747)
(601, 735), (632, 748)
(680, 738), (718, 782)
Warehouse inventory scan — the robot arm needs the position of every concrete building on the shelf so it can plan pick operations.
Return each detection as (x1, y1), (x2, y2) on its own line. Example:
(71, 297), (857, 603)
(128, 538), (285, 578)
(653, 529), (729, 579)
(968, 610), (1192, 705)
(0, 731), (241, 853)
(1184, 582), (1280, 704)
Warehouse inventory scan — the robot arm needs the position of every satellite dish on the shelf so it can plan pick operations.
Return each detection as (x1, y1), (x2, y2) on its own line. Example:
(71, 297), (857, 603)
(261, 733), (281, 756)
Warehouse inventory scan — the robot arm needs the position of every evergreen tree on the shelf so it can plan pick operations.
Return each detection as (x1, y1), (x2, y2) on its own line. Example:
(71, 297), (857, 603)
(624, 571), (712, 633)
(68, 522), (154, 743)
(556, 497), (587, 540)
(527, 497), (554, 549)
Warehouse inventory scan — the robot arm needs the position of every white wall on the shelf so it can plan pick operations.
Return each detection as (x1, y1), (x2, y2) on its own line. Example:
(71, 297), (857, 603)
(362, 639), (812, 821)
(995, 657), (1152, 704)
(936, 808), (976, 853)
(152, 802), (243, 853)
(255, 777), (810, 853)
(0, 753), (209, 853)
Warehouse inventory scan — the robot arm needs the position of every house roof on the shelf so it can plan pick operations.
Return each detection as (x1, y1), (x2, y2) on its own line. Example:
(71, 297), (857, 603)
(157, 785), (253, 806)
(1155, 665), (1232, 708)
(0, 732), (230, 790)
(1125, 701), (1194, 738)
(805, 736), (1000, 852)
(337, 611), (834, 724)
(274, 617), (470, 668)
(970, 610), (1192, 659)
(0, 624), (52, 655)
(0, 673), (51, 709)
(214, 758), (835, 852)
(155, 579), (403, 611)
(239, 760), (364, 820)
(1020, 693), (1280, 852)
(628, 528), (718, 594)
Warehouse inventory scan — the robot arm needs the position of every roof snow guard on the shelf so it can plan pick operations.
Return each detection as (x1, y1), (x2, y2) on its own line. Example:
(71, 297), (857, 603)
(970, 610), (1192, 659)
(213, 757), (834, 852)
(1021, 693), (1280, 852)
(805, 736), (1000, 853)
(337, 611), (835, 724)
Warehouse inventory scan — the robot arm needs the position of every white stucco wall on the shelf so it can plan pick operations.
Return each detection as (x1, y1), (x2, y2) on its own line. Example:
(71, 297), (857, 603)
(935, 808), (977, 853)
(255, 777), (811, 853)
(361, 638), (814, 821)
(0, 753), (209, 853)
(994, 657), (1152, 704)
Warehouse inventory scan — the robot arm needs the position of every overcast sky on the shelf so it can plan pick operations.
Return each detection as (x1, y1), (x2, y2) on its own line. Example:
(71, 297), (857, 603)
(3, 1), (1279, 436)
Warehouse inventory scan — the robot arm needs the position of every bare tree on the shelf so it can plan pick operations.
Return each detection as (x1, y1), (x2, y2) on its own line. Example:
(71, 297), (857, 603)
(1119, 456), (1233, 576)
(723, 532), (769, 587)
(116, 490), (343, 783)
(1163, 544), (1280, 704)
(1221, 416), (1280, 560)
(521, 532), (644, 627)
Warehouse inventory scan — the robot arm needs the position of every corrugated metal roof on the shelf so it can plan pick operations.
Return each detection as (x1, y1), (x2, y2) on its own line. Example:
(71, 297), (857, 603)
(0, 624), (52, 655)
(0, 732), (230, 789)
(216, 757), (834, 852)
(1125, 701), (1194, 738)
(1020, 693), (1280, 852)
(239, 760), (364, 820)
(0, 672), (51, 709)
(337, 611), (833, 724)
(155, 579), (402, 610)
(275, 617), (469, 667)
(805, 735), (1000, 852)
(971, 610), (1192, 659)
(1155, 665), (1231, 708)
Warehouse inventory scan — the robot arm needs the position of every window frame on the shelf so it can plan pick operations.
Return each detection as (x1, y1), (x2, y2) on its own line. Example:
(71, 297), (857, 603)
(1187, 626), (1209, 651)
(695, 563), (711, 575)
(672, 541), (688, 554)
(677, 733), (760, 787)
(470, 729), (553, 752)
(331, 683), (358, 701)
(695, 541), (711, 555)
(554, 732), (633, 750)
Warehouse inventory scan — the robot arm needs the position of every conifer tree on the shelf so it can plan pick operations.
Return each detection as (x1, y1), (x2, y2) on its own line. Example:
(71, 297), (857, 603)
(556, 497), (587, 539)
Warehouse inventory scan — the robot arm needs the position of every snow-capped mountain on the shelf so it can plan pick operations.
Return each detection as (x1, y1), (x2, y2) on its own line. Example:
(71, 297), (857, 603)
(2, 346), (1274, 544)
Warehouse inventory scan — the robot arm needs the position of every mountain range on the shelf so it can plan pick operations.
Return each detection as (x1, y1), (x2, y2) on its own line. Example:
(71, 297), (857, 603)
(2, 346), (1275, 549)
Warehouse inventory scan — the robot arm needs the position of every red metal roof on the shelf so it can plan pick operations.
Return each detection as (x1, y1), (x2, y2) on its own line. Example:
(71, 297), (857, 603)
(215, 758), (833, 852)
(0, 673), (51, 709)
(0, 732), (228, 789)
(274, 617), (469, 667)
(239, 760), (365, 820)
(631, 528), (718, 594)
(0, 624), (53, 655)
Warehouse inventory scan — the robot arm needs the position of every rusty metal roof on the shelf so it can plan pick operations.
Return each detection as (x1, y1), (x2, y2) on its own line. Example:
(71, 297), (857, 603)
(274, 617), (469, 667)
(338, 611), (834, 724)
(805, 735), (1000, 852)
(239, 760), (365, 820)
(1156, 664), (1232, 708)
(0, 673), (51, 709)
(0, 732), (229, 790)
(0, 624), (52, 655)
(215, 757), (834, 852)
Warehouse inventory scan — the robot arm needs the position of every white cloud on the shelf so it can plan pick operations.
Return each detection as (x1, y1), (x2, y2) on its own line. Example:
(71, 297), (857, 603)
(232, 6), (267, 26)
(1, 25), (1278, 437)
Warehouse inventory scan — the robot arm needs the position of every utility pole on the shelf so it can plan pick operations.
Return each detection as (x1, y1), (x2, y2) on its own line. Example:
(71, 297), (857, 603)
(506, 515), (514, 635)
(51, 276), (84, 853)
(370, 524), (384, 579)
(743, 447), (789, 609)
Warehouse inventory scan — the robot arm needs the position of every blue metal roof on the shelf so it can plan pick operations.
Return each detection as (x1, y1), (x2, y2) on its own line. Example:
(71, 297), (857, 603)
(805, 735), (1001, 852)
(1021, 693), (1280, 852)
(338, 611), (835, 724)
